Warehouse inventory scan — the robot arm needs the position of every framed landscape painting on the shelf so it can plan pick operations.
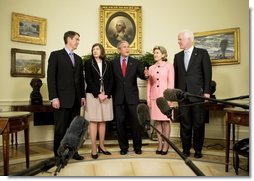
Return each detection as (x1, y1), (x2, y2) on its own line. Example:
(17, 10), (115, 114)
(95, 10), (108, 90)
(11, 12), (47, 45)
(11, 48), (46, 78)
(194, 28), (240, 65)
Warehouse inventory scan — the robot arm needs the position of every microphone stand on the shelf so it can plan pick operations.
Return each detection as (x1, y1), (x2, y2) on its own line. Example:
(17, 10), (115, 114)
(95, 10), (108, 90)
(53, 147), (74, 176)
(144, 121), (205, 176)
(11, 157), (56, 176)
(221, 95), (249, 101)
(184, 93), (249, 109)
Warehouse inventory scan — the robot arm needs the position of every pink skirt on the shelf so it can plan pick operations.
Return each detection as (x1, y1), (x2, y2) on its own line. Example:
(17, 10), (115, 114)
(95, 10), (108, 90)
(150, 99), (171, 121)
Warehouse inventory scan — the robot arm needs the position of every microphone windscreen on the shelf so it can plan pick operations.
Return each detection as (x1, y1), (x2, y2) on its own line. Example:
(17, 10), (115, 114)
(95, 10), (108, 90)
(156, 97), (170, 114)
(137, 103), (150, 126)
(68, 116), (87, 135)
(59, 116), (88, 151)
(163, 88), (184, 101)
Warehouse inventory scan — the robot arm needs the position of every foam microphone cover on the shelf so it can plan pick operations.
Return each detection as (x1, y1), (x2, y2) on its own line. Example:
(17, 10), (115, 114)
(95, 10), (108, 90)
(163, 88), (184, 101)
(156, 97), (170, 114)
(137, 103), (151, 126)
(59, 116), (88, 151)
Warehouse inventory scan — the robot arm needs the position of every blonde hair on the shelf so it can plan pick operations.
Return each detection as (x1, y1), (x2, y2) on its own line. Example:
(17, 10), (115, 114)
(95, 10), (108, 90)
(153, 46), (168, 61)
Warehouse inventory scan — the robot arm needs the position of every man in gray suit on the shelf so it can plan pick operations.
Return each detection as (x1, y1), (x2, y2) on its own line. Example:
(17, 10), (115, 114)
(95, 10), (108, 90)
(174, 30), (212, 158)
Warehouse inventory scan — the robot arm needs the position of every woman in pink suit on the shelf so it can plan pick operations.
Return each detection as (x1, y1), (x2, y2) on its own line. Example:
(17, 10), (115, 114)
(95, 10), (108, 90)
(147, 46), (174, 155)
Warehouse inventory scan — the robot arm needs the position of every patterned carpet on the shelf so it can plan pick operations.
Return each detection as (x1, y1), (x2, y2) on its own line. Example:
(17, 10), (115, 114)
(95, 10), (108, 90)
(0, 138), (249, 176)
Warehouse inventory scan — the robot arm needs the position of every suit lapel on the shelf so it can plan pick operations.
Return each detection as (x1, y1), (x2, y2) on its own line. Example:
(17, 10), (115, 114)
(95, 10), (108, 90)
(187, 47), (198, 70)
(102, 60), (107, 76)
(62, 49), (75, 69)
(180, 51), (186, 72)
(91, 59), (100, 74)
(115, 57), (123, 78)
(125, 57), (133, 77)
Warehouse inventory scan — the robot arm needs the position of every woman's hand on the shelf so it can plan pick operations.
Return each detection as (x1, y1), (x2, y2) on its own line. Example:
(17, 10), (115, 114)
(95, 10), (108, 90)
(98, 93), (107, 102)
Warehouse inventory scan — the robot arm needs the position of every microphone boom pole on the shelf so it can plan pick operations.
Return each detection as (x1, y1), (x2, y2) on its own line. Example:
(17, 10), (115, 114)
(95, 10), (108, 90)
(221, 95), (249, 101)
(137, 103), (205, 176)
(185, 93), (249, 109)
(11, 157), (56, 176)
(146, 122), (205, 176)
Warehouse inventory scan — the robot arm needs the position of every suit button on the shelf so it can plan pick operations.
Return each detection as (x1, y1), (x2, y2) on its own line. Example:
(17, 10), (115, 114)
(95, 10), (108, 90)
(157, 78), (159, 80)
(157, 85), (159, 87)
(157, 71), (159, 74)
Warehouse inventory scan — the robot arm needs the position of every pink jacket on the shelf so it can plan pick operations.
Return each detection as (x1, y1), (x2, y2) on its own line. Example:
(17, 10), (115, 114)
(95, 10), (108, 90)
(147, 61), (174, 106)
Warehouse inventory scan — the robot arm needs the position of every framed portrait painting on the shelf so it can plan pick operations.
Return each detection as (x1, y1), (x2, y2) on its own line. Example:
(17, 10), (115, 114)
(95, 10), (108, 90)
(11, 48), (46, 78)
(11, 12), (47, 45)
(194, 27), (240, 65)
(100, 5), (142, 54)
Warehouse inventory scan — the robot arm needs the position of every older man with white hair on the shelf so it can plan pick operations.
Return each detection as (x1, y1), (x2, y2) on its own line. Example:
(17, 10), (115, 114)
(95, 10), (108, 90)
(173, 30), (212, 158)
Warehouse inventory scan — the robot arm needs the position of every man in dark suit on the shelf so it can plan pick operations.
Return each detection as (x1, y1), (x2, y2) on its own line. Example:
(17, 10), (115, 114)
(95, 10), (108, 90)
(112, 40), (148, 155)
(47, 31), (86, 160)
(174, 30), (212, 158)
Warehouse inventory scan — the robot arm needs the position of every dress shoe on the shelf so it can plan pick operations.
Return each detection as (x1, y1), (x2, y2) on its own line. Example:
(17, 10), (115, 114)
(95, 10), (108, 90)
(194, 151), (203, 158)
(161, 149), (168, 155)
(134, 150), (142, 154)
(98, 146), (111, 155)
(182, 150), (190, 157)
(91, 153), (98, 159)
(72, 153), (84, 160)
(156, 150), (162, 154)
(120, 150), (128, 155)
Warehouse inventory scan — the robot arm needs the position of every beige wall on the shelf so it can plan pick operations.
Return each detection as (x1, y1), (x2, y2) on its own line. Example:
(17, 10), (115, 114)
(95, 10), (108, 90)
(0, 0), (249, 102)
(0, 0), (249, 142)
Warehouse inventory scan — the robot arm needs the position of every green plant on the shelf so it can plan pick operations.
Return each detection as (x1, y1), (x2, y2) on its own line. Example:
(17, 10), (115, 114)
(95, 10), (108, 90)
(138, 52), (154, 67)
(82, 54), (91, 62)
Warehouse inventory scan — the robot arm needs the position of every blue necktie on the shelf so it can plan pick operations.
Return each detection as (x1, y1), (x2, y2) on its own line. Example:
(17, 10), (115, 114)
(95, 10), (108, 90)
(184, 51), (190, 70)
(69, 52), (75, 66)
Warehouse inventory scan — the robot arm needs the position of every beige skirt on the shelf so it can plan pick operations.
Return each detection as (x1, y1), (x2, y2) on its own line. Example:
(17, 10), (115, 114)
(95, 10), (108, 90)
(84, 93), (113, 122)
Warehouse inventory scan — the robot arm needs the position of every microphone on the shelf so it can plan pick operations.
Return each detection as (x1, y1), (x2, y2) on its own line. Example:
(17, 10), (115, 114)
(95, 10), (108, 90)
(136, 104), (205, 176)
(163, 88), (185, 102)
(156, 97), (173, 121)
(163, 88), (249, 109)
(54, 116), (89, 176)
(137, 103), (151, 131)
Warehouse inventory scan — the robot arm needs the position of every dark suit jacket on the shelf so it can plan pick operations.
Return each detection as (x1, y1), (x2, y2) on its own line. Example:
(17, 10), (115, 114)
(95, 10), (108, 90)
(47, 48), (85, 108)
(85, 58), (113, 98)
(112, 56), (147, 105)
(174, 47), (212, 102)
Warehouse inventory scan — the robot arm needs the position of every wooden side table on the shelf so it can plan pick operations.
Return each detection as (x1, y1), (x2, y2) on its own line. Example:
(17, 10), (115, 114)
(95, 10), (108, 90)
(0, 111), (31, 175)
(224, 107), (249, 172)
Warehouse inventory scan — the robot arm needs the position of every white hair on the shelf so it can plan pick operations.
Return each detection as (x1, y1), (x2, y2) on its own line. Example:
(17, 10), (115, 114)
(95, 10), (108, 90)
(180, 30), (194, 42)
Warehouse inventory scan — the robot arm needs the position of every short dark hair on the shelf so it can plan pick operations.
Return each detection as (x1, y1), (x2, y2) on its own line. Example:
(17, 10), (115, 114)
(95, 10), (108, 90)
(63, 31), (80, 44)
(91, 43), (106, 60)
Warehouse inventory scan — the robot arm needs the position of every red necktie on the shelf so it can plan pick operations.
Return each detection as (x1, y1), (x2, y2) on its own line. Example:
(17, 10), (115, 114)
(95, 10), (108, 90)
(122, 58), (127, 77)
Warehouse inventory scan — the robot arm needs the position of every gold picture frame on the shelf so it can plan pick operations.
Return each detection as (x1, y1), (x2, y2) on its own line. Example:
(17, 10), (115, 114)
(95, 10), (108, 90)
(100, 5), (142, 54)
(11, 48), (46, 78)
(11, 12), (47, 45)
(194, 27), (240, 65)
